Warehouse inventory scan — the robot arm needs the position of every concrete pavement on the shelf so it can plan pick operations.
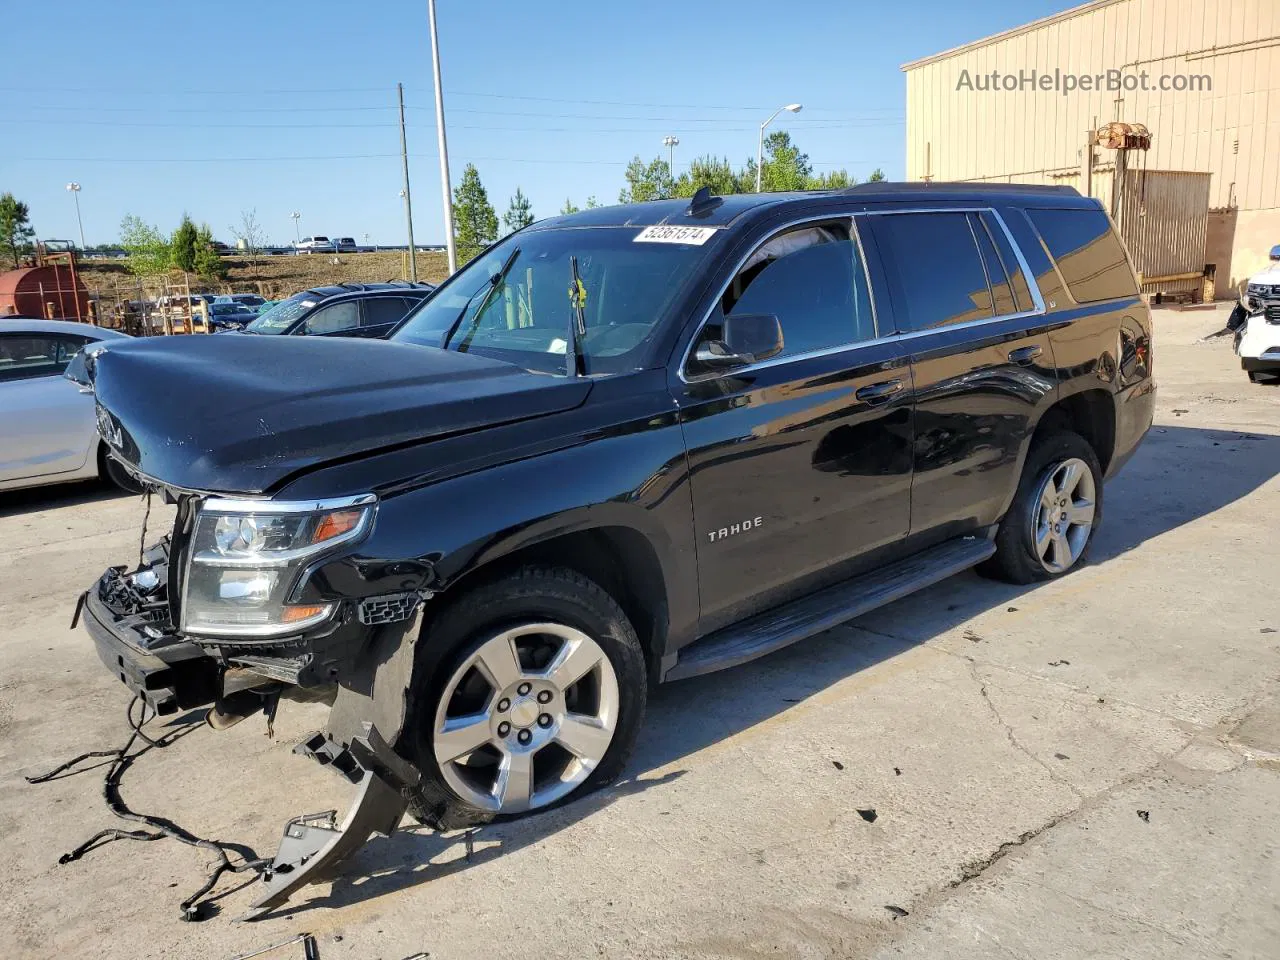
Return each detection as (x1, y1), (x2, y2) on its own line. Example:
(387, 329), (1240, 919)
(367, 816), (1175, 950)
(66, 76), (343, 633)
(1, 304), (1277, 959)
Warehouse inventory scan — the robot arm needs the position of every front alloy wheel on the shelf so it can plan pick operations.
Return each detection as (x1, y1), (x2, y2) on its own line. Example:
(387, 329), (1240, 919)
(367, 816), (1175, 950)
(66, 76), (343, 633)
(432, 623), (620, 815)
(1031, 457), (1096, 574)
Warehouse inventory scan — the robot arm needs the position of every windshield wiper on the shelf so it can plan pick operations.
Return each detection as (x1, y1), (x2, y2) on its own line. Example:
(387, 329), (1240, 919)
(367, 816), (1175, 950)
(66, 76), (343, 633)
(566, 255), (586, 377)
(441, 246), (520, 350)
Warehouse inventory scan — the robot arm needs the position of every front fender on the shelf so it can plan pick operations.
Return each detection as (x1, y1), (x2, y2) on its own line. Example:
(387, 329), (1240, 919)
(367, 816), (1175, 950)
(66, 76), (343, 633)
(287, 385), (699, 658)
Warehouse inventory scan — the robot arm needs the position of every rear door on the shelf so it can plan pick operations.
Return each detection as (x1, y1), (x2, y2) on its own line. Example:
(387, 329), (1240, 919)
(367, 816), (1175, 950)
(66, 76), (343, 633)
(0, 333), (96, 483)
(864, 208), (1057, 540)
(676, 216), (914, 633)
(297, 299), (362, 337)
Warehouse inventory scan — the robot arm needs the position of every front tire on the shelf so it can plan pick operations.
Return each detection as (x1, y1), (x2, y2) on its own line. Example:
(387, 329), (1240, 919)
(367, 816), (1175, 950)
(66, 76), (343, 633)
(980, 431), (1103, 584)
(99, 447), (143, 494)
(403, 566), (647, 830)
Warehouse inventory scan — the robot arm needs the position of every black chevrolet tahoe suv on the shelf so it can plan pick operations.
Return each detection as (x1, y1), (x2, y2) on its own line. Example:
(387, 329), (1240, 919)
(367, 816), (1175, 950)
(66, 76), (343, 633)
(76, 183), (1153, 910)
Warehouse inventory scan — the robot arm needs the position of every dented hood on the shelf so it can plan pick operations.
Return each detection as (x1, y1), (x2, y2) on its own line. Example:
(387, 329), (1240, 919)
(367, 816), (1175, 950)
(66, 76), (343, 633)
(88, 335), (591, 494)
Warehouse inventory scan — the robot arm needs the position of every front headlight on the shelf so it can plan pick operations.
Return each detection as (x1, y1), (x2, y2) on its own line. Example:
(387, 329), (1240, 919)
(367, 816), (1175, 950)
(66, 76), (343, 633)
(181, 494), (376, 638)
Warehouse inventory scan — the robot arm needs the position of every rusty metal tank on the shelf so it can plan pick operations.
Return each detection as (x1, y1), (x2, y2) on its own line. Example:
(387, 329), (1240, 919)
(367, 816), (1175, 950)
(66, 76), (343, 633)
(0, 265), (89, 319)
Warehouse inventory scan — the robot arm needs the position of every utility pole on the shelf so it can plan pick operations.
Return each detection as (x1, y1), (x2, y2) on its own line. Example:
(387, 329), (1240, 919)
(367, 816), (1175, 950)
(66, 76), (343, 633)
(663, 136), (679, 176)
(428, 0), (457, 274)
(398, 82), (418, 282)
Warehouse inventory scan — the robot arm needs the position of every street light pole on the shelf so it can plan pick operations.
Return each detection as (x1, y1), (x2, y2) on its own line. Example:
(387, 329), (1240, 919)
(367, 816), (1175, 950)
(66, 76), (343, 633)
(663, 135), (679, 174)
(427, 0), (457, 274)
(290, 211), (301, 244)
(65, 182), (85, 249)
(756, 103), (803, 193)
(398, 81), (418, 282)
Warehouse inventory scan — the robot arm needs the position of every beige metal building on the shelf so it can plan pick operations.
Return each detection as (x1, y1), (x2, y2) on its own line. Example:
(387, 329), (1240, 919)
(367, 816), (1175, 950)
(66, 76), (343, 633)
(902, 0), (1280, 298)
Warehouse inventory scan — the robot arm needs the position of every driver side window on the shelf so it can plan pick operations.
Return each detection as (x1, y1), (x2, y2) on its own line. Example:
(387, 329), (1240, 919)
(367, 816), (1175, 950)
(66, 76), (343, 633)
(698, 221), (876, 365)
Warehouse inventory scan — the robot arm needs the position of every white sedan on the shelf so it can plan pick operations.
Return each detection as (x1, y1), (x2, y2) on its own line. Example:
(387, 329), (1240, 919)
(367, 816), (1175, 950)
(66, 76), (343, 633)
(0, 318), (139, 493)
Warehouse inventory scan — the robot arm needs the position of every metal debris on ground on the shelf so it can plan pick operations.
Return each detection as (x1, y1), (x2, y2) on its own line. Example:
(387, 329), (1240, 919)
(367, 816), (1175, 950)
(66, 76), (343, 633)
(1137, 809), (1151, 822)
(25, 694), (268, 921)
(884, 905), (909, 918)
(893, 767), (902, 776)
(1048, 660), (1071, 667)
(226, 933), (318, 960)
(857, 808), (878, 823)
(831, 760), (845, 770)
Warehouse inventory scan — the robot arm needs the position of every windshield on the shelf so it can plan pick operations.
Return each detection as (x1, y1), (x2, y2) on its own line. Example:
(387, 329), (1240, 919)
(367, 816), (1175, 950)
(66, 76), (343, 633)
(244, 293), (317, 334)
(391, 225), (719, 375)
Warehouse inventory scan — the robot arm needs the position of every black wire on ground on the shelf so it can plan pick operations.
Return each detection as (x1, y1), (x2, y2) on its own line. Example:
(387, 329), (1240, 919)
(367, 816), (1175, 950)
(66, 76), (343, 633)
(25, 694), (270, 921)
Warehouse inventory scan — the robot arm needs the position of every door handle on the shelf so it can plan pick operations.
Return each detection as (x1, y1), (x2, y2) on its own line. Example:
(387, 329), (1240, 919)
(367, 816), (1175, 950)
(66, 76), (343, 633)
(1009, 345), (1043, 365)
(855, 379), (903, 402)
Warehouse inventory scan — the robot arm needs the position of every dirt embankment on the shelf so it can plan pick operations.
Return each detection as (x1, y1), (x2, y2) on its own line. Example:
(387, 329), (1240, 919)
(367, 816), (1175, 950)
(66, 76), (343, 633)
(77, 251), (452, 301)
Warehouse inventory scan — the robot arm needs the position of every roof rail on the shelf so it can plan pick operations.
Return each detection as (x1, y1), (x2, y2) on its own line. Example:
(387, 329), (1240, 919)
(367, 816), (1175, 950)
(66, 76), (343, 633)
(841, 181), (1079, 196)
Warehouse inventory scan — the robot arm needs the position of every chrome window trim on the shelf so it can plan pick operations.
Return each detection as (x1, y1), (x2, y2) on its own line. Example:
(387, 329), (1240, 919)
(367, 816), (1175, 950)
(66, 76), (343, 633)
(678, 206), (1046, 384)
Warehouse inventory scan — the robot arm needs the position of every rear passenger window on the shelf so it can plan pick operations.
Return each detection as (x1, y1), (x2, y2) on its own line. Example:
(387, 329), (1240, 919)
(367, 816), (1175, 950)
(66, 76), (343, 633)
(709, 222), (875, 360)
(363, 297), (410, 327)
(871, 212), (993, 332)
(1026, 208), (1138, 303)
(969, 214), (1017, 316)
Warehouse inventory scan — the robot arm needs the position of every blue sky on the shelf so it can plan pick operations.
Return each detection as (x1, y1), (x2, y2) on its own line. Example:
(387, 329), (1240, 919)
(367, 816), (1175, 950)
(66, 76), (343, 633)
(2, 0), (1068, 247)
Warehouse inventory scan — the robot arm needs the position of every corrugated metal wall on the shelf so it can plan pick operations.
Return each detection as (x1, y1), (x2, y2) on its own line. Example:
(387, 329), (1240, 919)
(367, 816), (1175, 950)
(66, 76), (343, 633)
(1114, 169), (1212, 294)
(903, 0), (1280, 214)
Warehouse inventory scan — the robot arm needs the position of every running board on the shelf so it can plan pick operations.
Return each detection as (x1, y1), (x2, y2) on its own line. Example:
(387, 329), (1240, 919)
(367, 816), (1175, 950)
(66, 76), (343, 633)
(666, 536), (995, 681)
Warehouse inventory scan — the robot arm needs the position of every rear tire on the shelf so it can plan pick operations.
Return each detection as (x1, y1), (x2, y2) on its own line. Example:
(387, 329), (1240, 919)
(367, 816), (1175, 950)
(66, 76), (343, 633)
(402, 566), (647, 830)
(980, 431), (1103, 585)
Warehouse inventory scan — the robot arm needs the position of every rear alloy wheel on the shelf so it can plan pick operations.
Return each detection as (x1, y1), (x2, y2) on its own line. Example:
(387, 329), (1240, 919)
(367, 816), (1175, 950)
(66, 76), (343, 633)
(432, 623), (620, 814)
(1030, 457), (1096, 575)
(980, 430), (1103, 584)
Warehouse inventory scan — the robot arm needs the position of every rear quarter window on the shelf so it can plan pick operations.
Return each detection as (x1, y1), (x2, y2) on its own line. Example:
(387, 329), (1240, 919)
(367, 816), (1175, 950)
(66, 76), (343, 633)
(1027, 208), (1138, 304)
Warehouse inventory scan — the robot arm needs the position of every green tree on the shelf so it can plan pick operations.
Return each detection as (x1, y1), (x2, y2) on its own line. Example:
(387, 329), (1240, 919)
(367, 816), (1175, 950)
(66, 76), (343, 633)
(171, 214), (198, 272)
(194, 223), (227, 281)
(674, 155), (744, 198)
(119, 214), (172, 277)
(503, 187), (534, 235)
(806, 169), (856, 190)
(452, 164), (499, 264)
(584, 196), (601, 208)
(868, 168), (887, 182)
(560, 198), (580, 215)
(0, 193), (36, 268)
(618, 155), (674, 203)
(756, 131), (812, 192)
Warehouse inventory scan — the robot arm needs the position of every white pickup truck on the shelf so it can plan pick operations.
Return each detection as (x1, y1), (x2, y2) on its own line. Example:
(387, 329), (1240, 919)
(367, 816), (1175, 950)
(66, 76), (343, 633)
(294, 236), (335, 254)
(1235, 244), (1280, 383)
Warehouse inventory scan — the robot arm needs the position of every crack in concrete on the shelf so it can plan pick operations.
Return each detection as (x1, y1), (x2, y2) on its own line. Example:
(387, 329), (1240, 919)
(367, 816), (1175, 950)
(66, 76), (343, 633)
(946, 809), (1073, 890)
(965, 657), (1085, 801)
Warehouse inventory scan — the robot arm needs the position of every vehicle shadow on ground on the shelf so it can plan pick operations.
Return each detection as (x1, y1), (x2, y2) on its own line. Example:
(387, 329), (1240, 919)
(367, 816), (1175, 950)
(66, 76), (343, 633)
(266, 424), (1280, 917)
(0, 480), (129, 519)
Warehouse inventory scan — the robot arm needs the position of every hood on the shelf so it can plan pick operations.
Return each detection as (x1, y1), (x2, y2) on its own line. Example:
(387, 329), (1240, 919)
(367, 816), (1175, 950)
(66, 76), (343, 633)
(1249, 262), (1280, 284)
(88, 335), (592, 494)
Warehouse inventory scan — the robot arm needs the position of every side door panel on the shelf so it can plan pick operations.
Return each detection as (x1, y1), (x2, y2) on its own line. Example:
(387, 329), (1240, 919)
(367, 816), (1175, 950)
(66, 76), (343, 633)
(679, 347), (913, 632)
(675, 217), (914, 635)
(865, 209), (1059, 540)
(0, 335), (96, 482)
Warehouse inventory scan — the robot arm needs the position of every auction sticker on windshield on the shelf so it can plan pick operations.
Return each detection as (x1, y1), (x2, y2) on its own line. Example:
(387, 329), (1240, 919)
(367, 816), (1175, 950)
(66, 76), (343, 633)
(633, 225), (717, 245)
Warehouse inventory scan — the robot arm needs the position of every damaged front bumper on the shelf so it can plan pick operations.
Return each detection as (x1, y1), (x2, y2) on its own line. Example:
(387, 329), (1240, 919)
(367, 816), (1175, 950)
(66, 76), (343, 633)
(79, 536), (430, 917)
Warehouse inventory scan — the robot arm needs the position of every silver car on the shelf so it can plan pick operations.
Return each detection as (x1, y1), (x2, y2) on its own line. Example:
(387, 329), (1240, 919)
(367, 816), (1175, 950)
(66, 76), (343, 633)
(0, 318), (138, 493)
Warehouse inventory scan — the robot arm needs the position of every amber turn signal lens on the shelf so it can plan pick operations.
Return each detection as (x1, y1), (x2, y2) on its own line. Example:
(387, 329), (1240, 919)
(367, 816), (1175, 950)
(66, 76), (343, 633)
(311, 509), (363, 545)
(281, 603), (331, 623)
